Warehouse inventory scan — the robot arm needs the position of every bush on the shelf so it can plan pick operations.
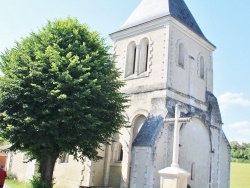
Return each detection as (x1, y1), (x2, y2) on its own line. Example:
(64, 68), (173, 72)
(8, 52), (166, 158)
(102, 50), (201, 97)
(231, 158), (250, 163)
(7, 171), (17, 180)
(30, 177), (54, 188)
(187, 184), (191, 188)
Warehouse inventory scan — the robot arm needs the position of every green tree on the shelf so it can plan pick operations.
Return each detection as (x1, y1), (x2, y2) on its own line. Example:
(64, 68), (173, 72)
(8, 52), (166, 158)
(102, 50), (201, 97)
(230, 141), (240, 150)
(247, 143), (250, 149)
(0, 18), (127, 187)
(247, 148), (250, 160)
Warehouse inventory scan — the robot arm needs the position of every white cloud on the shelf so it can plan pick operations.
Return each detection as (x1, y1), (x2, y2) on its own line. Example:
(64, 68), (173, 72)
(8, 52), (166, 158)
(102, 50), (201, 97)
(230, 121), (250, 129)
(238, 129), (250, 136)
(229, 121), (250, 138)
(218, 92), (250, 110)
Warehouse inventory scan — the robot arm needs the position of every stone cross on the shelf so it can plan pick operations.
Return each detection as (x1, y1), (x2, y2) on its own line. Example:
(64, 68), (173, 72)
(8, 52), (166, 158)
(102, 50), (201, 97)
(165, 104), (191, 168)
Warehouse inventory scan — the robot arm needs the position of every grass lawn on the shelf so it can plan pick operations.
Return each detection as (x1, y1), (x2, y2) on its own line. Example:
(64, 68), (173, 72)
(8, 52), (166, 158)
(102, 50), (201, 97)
(5, 179), (62, 188)
(5, 179), (31, 188)
(4, 163), (250, 188)
(231, 162), (250, 188)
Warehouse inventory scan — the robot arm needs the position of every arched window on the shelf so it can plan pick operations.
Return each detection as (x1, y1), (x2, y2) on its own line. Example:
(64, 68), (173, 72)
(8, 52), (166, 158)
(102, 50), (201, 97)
(178, 42), (185, 67)
(113, 142), (123, 162)
(191, 162), (195, 180)
(199, 56), (205, 79)
(132, 115), (146, 141)
(139, 38), (149, 74)
(125, 41), (137, 77)
(118, 147), (123, 161)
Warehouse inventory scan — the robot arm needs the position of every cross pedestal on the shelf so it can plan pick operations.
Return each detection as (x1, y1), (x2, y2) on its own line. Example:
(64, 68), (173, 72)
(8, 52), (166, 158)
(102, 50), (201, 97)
(158, 167), (190, 188)
(158, 104), (191, 188)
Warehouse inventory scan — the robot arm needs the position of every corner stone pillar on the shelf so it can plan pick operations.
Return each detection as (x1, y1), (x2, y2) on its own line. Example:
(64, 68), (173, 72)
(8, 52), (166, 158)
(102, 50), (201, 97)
(158, 167), (190, 188)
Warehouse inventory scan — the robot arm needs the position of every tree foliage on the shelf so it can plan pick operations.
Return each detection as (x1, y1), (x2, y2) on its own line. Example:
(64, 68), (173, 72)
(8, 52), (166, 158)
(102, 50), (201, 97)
(230, 141), (250, 162)
(0, 18), (127, 185)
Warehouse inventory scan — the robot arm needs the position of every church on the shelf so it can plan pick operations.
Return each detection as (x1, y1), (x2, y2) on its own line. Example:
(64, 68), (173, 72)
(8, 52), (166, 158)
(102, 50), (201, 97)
(4, 0), (230, 187)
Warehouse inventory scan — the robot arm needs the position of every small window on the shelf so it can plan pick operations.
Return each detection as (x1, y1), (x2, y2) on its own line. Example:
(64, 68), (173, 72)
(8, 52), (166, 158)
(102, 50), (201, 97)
(139, 38), (149, 74)
(125, 41), (137, 77)
(118, 147), (123, 161)
(199, 56), (205, 79)
(59, 153), (69, 163)
(178, 43), (185, 67)
(113, 143), (123, 162)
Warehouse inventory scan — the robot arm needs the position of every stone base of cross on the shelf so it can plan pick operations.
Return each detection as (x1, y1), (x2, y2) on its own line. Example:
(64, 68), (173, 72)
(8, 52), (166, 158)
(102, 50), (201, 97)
(159, 167), (190, 188)
(158, 104), (191, 188)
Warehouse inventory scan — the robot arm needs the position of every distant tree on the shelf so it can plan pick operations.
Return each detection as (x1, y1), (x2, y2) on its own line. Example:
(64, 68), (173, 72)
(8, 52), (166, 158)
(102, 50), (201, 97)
(230, 141), (250, 161)
(0, 18), (127, 187)
(240, 142), (247, 150)
(247, 148), (250, 160)
(247, 143), (250, 149)
(232, 150), (240, 159)
(230, 141), (240, 150)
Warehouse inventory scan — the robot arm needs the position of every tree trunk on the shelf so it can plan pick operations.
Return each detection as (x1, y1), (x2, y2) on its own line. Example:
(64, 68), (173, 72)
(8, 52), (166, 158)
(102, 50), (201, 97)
(40, 154), (58, 186)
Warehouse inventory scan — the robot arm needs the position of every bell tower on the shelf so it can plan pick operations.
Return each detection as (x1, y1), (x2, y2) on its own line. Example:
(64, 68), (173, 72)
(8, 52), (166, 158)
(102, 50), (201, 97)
(110, 0), (215, 111)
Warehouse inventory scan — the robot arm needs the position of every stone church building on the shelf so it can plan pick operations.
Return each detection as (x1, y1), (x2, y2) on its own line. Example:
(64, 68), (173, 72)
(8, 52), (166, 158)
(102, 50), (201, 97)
(5, 0), (230, 187)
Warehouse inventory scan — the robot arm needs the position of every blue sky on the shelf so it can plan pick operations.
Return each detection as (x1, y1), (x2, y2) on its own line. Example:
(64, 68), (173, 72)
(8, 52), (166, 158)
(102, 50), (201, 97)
(0, 0), (250, 143)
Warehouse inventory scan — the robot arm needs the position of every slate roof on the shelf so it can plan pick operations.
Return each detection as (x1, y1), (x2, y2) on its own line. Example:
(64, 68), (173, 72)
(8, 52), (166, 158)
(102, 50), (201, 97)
(169, 0), (205, 38)
(121, 0), (205, 39)
(133, 115), (164, 147)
